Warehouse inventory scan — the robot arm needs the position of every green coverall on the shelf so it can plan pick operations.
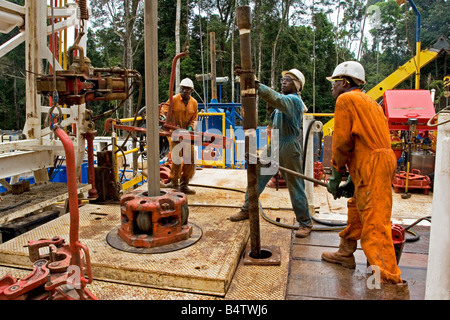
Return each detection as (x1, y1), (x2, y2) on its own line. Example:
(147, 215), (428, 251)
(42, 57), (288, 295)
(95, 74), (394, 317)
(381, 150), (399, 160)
(241, 84), (311, 227)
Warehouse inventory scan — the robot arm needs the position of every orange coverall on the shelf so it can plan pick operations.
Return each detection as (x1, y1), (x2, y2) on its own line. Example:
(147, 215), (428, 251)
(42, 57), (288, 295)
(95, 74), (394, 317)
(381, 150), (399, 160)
(331, 88), (402, 284)
(161, 94), (198, 181)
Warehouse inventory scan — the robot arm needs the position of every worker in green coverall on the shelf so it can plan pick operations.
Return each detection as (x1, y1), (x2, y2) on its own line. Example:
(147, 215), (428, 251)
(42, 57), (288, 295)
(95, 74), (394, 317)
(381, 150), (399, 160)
(229, 69), (313, 238)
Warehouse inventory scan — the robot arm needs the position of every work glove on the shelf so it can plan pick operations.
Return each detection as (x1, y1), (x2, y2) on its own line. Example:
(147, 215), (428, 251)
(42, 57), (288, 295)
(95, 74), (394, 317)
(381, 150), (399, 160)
(327, 167), (342, 199)
(336, 175), (355, 199)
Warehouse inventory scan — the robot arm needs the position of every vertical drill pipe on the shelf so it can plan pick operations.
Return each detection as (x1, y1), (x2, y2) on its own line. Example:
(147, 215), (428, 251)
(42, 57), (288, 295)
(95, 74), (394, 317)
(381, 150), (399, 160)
(236, 6), (260, 258)
(84, 132), (98, 199)
(145, 0), (160, 197)
(53, 127), (81, 268)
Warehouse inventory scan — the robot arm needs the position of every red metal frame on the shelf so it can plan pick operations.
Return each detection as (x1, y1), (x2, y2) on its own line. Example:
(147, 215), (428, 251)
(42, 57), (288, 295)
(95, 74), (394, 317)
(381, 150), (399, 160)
(392, 169), (432, 194)
(118, 189), (192, 248)
(0, 128), (97, 300)
(383, 90), (437, 130)
(392, 224), (406, 264)
(104, 118), (232, 149)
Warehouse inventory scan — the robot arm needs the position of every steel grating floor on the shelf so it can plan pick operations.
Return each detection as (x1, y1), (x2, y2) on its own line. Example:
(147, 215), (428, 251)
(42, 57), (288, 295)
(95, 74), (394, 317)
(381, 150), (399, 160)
(0, 169), (433, 300)
(0, 204), (292, 300)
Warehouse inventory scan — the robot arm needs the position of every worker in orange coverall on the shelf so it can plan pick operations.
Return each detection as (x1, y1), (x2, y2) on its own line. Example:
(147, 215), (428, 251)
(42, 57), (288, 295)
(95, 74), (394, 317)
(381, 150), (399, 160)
(160, 78), (198, 194)
(321, 61), (410, 300)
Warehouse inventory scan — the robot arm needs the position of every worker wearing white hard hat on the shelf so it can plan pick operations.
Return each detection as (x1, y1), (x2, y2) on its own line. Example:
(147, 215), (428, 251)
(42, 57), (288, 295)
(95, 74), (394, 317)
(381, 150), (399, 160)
(282, 69), (305, 91)
(326, 60), (366, 86)
(160, 78), (198, 194)
(322, 61), (409, 299)
(282, 69), (308, 112)
(179, 77), (194, 89)
(230, 68), (313, 238)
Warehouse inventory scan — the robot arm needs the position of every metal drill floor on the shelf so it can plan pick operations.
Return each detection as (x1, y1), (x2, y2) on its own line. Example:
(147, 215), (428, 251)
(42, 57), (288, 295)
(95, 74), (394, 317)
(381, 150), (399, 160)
(0, 169), (294, 298)
(0, 203), (248, 296)
(0, 168), (433, 300)
(0, 205), (292, 299)
(287, 225), (430, 300)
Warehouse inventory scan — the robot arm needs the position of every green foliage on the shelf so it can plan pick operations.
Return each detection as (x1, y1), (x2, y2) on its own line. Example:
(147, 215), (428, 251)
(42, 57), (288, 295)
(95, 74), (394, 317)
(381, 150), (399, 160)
(0, 0), (448, 130)
(0, 28), (26, 130)
(361, 0), (449, 99)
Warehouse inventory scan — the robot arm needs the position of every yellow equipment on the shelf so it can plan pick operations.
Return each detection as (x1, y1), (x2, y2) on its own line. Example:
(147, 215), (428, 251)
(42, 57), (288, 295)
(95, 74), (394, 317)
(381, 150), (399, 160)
(323, 36), (449, 136)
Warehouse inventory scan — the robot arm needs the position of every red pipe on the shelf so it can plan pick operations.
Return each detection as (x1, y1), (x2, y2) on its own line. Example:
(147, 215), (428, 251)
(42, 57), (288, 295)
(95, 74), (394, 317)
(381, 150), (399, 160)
(53, 127), (81, 268)
(55, 127), (97, 300)
(165, 51), (189, 126)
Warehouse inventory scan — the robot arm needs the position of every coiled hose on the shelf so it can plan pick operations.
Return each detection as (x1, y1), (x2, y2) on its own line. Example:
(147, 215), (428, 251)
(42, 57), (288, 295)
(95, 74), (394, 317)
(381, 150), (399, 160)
(189, 183), (346, 231)
(299, 118), (430, 239)
(189, 183), (430, 240)
(188, 119), (430, 236)
(404, 216), (432, 242)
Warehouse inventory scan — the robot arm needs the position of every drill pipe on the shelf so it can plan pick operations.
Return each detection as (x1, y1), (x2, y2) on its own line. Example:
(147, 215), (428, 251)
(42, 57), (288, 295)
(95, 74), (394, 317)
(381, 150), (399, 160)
(236, 6), (260, 258)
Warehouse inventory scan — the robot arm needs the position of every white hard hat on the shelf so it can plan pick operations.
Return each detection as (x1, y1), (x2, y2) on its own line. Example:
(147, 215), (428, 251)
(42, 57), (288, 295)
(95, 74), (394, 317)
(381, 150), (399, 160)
(282, 69), (305, 91)
(180, 78), (194, 89)
(327, 61), (366, 85)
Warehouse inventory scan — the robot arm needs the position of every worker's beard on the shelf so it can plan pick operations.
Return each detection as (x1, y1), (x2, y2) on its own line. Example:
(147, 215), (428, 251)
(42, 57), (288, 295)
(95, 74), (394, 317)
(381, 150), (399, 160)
(181, 93), (191, 102)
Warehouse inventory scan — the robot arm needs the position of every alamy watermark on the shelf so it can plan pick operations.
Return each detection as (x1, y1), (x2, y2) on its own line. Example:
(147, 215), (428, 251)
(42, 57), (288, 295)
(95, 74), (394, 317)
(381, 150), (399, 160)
(368, 5), (382, 30)
(170, 121), (280, 176)
(366, 265), (381, 290)
(65, 265), (84, 290)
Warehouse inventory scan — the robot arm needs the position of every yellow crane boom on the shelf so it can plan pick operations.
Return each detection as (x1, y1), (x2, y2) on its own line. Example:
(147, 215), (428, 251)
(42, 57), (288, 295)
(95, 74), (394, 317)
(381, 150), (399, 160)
(322, 36), (449, 136)
(366, 48), (440, 101)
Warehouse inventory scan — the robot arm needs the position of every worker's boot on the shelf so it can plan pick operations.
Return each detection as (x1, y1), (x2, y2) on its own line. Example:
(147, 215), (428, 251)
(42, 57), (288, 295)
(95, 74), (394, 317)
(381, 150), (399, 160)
(321, 238), (357, 269)
(180, 178), (196, 195)
(229, 209), (249, 222)
(382, 280), (410, 300)
(295, 225), (313, 238)
(164, 179), (180, 190)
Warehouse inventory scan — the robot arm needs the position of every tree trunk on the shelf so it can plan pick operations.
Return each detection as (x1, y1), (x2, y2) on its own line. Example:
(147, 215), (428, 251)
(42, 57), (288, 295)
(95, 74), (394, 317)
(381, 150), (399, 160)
(123, 34), (134, 119)
(121, 0), (143, 119)
(254, 0), (262, 108)
(175, 0), (181, 94)
(14, 65), (20, 129)
(231, 0), (236, 103)
(270, 0), (292, 89)
(122, 0), (133, 119)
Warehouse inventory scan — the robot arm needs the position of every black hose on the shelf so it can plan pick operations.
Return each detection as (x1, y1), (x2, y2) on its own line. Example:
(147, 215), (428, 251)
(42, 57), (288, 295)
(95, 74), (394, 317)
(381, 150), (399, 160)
(0, 199), (32, 212)
(189, 183), (346, 231)
(301, 118), (345, 227)
(292, 117), (432, 237)
(188, 183), (432, 242)
(189, 119), (432, 234)
(404, 216), (432, 242)
(405, 230), (420, 242)
(312, 216), (346, 227)
(404, 216), (432, 231)
(302, 119), (317, 174)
